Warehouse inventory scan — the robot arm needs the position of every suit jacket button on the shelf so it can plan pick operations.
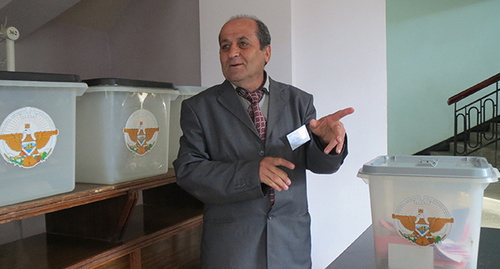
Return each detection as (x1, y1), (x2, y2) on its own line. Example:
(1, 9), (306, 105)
(259, 150), (265, 157)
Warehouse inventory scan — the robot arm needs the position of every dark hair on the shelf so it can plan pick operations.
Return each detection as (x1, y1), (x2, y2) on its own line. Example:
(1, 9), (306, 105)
(229, 15), (271, 50)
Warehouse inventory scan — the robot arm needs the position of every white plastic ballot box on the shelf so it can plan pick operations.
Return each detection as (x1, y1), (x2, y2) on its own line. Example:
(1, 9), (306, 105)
(76, 78), (179, 184)
(357, 155), (499, 269)
(0, 71), (87, 206)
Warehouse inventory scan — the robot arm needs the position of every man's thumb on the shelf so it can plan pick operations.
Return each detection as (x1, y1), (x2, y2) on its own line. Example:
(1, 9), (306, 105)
(309, 119), (318, 129)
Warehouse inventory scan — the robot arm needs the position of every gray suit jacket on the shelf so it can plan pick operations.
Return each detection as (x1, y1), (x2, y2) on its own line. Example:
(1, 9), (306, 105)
(174, 78), (348, 269)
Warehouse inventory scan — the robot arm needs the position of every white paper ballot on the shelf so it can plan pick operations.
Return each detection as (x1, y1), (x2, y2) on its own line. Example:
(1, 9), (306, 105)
(286, 125), (311, 151)
(388, 244), (434, 269)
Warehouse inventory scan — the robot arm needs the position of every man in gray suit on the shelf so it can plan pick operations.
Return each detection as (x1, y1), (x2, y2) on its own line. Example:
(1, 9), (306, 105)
(174, 15), (353, 268)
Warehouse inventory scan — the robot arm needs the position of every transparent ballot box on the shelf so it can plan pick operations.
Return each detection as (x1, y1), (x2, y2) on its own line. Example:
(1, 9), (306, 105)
(76, 78), (178, 184)
(358, 156), (499, 269)
(0, 71), (87, 206)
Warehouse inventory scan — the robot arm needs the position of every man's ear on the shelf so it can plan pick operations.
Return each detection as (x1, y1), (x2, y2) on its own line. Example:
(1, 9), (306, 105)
(264, 45), (271, 64)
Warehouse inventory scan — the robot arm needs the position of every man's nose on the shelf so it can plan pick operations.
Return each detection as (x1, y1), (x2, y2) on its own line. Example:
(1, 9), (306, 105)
(229, 45), (240, 58)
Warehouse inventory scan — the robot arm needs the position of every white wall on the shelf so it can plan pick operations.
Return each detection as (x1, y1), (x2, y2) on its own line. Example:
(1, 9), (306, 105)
(200, 1), (387, 268)
(292, 1), (386, 267)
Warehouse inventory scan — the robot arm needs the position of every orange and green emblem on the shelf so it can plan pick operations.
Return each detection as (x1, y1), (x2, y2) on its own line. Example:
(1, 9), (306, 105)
(392, 195), (454, 246)
(0, 107), (59, 168)
(123, 109), (159, 156)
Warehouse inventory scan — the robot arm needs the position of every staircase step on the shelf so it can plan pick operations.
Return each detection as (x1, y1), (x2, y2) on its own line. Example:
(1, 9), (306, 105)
(449, 141), (500, 155)
(429, 151), (453, 156)
(459, 131), (498, 145)
(431, 142), (500, 169)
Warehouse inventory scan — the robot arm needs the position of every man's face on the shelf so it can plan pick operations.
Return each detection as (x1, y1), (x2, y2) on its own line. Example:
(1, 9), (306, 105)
(219, 18), (271, 91)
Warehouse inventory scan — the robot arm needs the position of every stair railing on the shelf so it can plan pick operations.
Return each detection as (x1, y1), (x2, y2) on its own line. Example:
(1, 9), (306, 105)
(448, 73), (500, 165)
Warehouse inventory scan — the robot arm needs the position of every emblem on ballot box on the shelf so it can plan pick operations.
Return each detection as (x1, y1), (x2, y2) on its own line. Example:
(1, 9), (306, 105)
(392, 195), (454, 246)
(123, 109), (159, 156)
(0, 107), (58, 168)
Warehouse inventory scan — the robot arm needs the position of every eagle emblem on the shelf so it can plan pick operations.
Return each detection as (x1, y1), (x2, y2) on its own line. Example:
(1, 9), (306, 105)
(392, 195), (454, 246)
(0, 107), (59, 168)
(123, 109), (159, 156)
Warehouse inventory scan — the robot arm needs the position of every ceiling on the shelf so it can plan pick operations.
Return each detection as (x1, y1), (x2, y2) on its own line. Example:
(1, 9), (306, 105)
(0, 0), (131, 40)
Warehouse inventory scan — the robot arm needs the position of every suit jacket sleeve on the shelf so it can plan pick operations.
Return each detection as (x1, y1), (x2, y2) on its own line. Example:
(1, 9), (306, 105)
(302, 94), (348, 174)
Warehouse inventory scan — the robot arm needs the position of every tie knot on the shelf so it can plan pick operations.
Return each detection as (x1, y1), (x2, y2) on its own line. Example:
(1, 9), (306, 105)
(237, 88), (264, 104)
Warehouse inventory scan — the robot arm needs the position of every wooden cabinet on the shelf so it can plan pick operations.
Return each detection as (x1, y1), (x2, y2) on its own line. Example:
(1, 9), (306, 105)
(0, 172), (203, 268)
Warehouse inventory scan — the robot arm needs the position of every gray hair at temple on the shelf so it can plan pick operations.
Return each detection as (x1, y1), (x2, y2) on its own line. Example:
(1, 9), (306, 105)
(229, 15), (271, 50)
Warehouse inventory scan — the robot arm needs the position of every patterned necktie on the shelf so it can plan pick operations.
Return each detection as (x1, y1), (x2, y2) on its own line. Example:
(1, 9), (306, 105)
(237, 88), (266, 142)
(237, 88), (275, 205)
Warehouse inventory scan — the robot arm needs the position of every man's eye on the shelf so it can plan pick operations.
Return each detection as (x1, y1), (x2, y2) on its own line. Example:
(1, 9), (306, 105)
(239, 42), (249, 48)
(220, 44), (230, 51)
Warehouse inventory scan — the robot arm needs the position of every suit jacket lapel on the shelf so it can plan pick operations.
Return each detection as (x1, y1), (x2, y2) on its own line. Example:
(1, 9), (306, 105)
(217, 80), (260, 138)
(266, 78), (288, 140)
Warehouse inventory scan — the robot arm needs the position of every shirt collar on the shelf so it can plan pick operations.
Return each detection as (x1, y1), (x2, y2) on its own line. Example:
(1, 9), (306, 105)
(231, 72), (269, 93)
